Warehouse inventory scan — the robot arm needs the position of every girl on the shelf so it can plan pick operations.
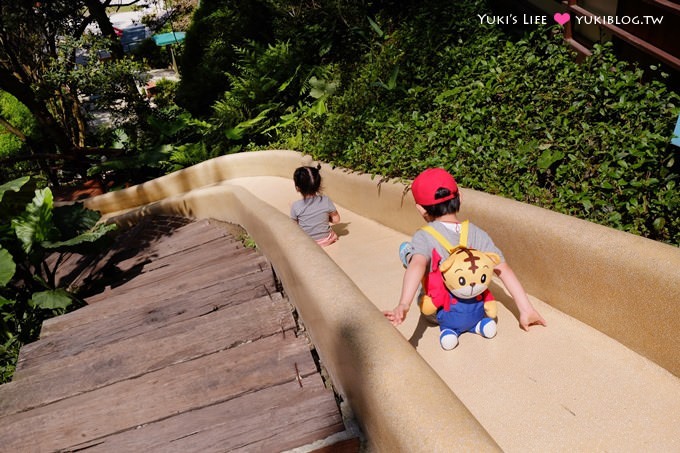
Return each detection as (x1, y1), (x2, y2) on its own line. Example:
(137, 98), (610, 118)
(290, 165), (341, 246)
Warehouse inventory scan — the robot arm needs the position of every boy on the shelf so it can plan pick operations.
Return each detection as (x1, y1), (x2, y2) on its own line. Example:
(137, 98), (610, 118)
(383, 168), (546, 347)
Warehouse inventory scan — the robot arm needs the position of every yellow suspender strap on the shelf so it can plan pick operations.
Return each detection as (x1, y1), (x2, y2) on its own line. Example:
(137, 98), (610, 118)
(420, 220), (469, 252)
(459, 220), (469, 247)
(420, 225), (455, 253)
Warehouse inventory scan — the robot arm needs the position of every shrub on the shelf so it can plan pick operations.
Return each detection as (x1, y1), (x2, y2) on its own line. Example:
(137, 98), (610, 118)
(270, 3), (679, 245)
(0, 177), (117, 382)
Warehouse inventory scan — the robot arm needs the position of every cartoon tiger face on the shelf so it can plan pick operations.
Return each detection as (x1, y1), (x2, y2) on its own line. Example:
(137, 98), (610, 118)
(439, 246), (501, 299)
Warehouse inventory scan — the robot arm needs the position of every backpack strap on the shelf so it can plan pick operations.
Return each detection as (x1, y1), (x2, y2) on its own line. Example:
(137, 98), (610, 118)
(420, 220), (469, 252)
(420, 225), (455, 253)
(459, 220), (469, 248)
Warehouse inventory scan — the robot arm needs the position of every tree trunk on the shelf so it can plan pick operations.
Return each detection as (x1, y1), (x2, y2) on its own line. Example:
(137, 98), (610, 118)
(83, 0), (125, 59)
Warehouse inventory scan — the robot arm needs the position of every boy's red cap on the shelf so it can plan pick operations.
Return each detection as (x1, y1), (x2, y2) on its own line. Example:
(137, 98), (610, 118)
(411, 168), (458, 206)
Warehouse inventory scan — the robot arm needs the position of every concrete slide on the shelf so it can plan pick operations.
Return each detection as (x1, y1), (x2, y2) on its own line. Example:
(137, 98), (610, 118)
(84, 150), (680, 452)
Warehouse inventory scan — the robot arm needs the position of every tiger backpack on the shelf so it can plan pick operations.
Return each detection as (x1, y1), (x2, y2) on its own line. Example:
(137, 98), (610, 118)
(417, 221), (500, 320)
(417, 220), (502, 349)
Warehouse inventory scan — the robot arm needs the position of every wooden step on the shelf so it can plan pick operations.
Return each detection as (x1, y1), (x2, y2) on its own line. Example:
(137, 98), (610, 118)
(17, 269), (278, 374)
(0, 215), (358, 452)
(0, 335), (320, 452)
(69, 375), (344, 453)
(1, 293), (295, 416)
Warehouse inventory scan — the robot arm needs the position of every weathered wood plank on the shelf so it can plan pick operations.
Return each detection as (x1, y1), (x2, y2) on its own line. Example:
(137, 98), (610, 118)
(17, 272), (279, 373)
(40, 256), (277, 338)
(39, 255), (274, 338)
(2, 216), (352, 452)
(111, 234), (240, 274)
(0, 335), (318, 453)
(311, 438), (362, 453)
(51, 216), (199, 289)
(1, 293), (296, 416)
(70, 375), (344, 453)
(87, 244), (265, 295)
(84, 250), (270, 303)
(53, 218), (238, 297)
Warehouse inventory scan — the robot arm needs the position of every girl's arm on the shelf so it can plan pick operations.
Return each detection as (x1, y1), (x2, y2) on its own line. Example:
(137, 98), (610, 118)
(329, 210), (340, 224)
(494, 262), (546, 330)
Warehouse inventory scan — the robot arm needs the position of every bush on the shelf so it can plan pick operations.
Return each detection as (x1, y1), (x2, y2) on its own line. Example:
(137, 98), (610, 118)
(0, 177), (117, 382)
(270, 2), (680, 245)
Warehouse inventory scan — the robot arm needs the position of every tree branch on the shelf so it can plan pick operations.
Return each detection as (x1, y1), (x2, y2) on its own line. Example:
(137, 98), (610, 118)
(0, 115), (27, 142)
(0, 147), (126, 166)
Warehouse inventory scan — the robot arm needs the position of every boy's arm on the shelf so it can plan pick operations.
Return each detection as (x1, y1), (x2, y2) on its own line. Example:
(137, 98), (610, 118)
(384, 254), (428, 326)
(494, 262), (546, 330)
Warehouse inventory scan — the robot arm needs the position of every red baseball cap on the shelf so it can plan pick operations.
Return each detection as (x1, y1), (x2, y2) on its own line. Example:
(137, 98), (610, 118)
(411, 168), (458, 206)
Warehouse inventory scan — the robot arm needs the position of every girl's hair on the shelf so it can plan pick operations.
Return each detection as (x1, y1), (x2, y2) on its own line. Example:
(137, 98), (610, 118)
(422, 187), (461, 218)
(293, 165), (322, 196)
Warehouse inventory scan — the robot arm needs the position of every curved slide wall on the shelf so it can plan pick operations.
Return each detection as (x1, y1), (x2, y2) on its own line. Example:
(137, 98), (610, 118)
(84, 150), (680, 451)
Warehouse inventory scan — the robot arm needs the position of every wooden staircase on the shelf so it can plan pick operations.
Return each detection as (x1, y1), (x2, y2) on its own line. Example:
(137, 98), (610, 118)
(0, 216), (359, 452)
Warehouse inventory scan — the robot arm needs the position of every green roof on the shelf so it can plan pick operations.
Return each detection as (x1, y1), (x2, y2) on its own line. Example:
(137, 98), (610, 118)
(152, 32), (186, 47)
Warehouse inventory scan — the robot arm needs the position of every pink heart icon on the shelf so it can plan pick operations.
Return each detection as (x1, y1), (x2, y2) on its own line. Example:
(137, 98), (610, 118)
(554, 12), (570, 25)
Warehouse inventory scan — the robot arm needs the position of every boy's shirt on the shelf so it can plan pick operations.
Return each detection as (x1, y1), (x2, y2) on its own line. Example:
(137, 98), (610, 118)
(411, 220), (504, 272)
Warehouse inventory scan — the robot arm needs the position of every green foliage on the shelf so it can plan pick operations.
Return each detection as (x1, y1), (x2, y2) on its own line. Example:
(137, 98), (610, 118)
(152, 79), (180, 110)
(0, 176), (117, 383)
(177, 0), (277, 115)
(47, 34), (148, 128)
(0, 91), (41, 180)
(87, 104), (201, 183)
(0, 92), (38, 157)
(268, 1), (680, 245)
(131, 38), (172, 69)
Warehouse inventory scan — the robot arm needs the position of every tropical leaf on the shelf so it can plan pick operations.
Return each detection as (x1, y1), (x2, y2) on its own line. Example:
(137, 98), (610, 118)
(367, 16), (385, 38)
(52, 203), (101, 238)
(0, 176), (36, 222)
(0, 295), (13, 309)
(11, 188), (59, 254)
(0, 248), (15, 287)
(0, 176), (30, 203)
(537, 149), (565, 171)
(224, 108), (273, 140)
(29, 289), (73, 310)
(42, 222), (117, 251)
(278, 64), (300, 92)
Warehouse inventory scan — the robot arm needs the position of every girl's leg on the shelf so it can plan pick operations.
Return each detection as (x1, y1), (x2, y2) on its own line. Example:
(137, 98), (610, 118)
(316, 229), (338, 246)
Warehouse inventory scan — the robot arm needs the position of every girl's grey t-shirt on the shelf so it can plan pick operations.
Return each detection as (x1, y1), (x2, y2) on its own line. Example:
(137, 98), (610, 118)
(290, 195), (337, 240)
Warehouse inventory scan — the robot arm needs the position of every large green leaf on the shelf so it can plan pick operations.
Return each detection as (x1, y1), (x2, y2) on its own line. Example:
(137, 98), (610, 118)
(52, 202), (101, 238)
(0, 176), (36, 223)
(42, 222), (117, 251)
(0, 176), (30, 203)
(0, 295), (14, 309)
(11, 188), (59, 254)
(0, 248), (15, 287)
(224, 108), (273, 140)
(29, 289), (73, 310)
(537, 149), (565, 171)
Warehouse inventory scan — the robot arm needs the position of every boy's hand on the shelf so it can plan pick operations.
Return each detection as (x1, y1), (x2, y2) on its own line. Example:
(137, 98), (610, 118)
(383, 303), (410, 326)
(519, 308), (547, 331)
